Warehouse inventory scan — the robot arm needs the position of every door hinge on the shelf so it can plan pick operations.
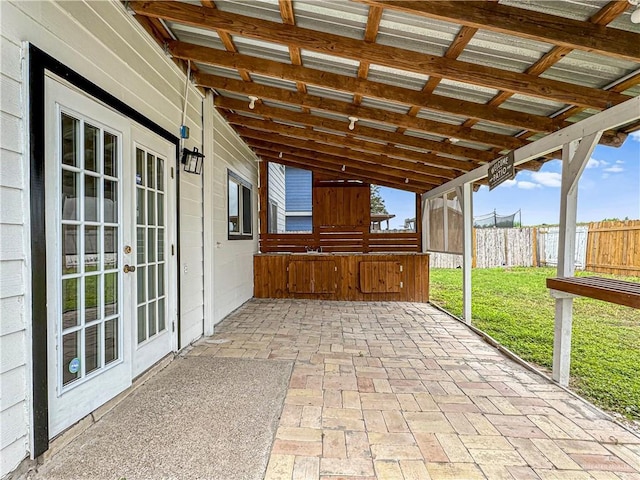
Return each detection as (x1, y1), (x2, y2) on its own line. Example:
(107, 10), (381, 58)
(400, 281), (404, 288)
(171, 244), (175, 256)
(399, 265), (403, 272)
(172, 322), (175, 332)
(171, 167), (175, 179)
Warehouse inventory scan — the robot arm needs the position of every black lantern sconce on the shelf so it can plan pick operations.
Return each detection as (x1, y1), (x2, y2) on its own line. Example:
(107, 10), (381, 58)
(181, 147), (205, 175)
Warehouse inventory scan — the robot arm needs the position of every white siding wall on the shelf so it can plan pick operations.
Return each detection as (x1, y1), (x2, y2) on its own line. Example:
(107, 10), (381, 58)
(0, 1), (255, 475)
(1, 24), (30, 477)
(268, 163), (287, 232)
(211, 110), (259, 324)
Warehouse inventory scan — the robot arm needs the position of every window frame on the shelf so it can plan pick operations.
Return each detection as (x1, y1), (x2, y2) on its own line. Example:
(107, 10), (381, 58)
(227, 169), (253, 240)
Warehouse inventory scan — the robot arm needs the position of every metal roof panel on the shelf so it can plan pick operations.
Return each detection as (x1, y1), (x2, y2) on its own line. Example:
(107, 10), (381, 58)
(293, 0), (369, 40)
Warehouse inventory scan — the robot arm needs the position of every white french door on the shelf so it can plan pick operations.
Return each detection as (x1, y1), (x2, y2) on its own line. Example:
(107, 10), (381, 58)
(131, 126), (176, 378)
(45, 77), (176, 437)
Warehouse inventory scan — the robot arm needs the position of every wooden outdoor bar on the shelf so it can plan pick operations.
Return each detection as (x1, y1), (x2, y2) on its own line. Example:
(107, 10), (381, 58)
(256, 166), (429, 302)
(254, 252), (429, 302)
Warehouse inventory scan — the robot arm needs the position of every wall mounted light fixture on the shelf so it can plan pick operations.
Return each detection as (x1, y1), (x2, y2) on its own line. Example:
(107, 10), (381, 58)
(181, 147), (205, 175)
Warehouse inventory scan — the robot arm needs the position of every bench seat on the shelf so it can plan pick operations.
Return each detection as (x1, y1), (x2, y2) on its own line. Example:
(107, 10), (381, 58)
(546, 276), (640, 309)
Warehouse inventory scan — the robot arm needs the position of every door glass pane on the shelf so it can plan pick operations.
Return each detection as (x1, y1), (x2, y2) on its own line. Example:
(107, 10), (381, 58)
(148, 300), (157, 337)
(157, 157), (164, 192)
(85, 226), (99, 272)
(85, 175), (99, 222)
(62, 170), (79, 220)
(158, 298), (165, 332)
(157, 228), (164, 262)
(157, 193), (164, 226)
(148, 264), (156, 299)
(104, 272), (118, 317)
(137, 266), (146, 304)
(104, 227), (118, 270)
(136, 148), (145, 186)
(104, 132), (117, 177)
(148, 228), (156, 263)
(85, 124), (99, 173)
(62, 277), (80, 329)
(136, 187), (145, 225)
(147, 191), (155, 226)
(62, 225), (79, 274)
(137, 305), (146, 344)
(104, 318), (118, 364)
(104, 180), (118, 223)
(85, 324), (99, 374)
(147, 153), (155, 189)
(157, 263), (164, 297)
(85, 274), (100, 322)
(62, 114), (79, 167)
(62, 331), (80, 386)
(137, 227), (145, 264)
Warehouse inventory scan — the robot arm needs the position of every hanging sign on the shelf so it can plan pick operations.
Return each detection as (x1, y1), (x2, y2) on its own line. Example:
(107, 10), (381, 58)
(488, 151), (515, 191)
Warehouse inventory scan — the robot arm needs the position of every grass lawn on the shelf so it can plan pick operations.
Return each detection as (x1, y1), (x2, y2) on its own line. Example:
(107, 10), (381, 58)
(429, 267), (640, 420)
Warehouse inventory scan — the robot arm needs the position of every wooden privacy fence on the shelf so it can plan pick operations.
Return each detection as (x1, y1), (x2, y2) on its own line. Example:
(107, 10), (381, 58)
(430, 221), (640, 276)
(585, 220), (640, 276)
(429, 227), (538, 268)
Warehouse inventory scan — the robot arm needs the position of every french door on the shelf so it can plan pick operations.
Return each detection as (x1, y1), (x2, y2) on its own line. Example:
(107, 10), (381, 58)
(45, 77), (176, 437)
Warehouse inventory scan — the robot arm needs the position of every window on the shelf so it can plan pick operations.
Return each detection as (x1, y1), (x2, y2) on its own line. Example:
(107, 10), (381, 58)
(228, 170), (253, 239)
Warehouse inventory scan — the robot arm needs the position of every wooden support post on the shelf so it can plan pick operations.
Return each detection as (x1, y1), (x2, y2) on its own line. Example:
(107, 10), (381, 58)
(552, 132), (601, 385)
(457, 183), (473, 324)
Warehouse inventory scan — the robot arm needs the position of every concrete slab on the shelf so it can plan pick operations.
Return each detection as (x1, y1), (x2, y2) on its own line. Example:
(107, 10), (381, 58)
(30, 357), (293, 480)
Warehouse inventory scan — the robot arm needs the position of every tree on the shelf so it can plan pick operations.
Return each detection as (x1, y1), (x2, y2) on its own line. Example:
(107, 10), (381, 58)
(370, 185), (388, 214)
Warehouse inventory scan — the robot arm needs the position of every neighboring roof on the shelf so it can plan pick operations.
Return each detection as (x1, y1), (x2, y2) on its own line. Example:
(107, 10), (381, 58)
(130, 0), (640, 194)
(371, 213), (395, 222)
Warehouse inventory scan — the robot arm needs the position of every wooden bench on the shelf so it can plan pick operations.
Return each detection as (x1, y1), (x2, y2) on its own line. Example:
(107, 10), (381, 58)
(546, 276), (640, 309)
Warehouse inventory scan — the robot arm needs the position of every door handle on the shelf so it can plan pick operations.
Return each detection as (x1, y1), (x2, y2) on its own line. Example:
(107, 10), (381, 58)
(123, 264), (136, 273)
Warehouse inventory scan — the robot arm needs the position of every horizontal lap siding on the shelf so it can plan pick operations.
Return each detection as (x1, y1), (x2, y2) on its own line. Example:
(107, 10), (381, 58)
(1, 26), (29, 476)
(211, 111), (259, 324)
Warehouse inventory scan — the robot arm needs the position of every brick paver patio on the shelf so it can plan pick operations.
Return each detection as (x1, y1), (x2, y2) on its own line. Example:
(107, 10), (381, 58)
(188, 299), (640, 480)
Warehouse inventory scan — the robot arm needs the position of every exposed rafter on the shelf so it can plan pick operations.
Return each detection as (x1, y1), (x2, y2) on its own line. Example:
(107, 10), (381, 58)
(200, 73), (526, 150)
(214, 97), (494, 163)
(174, 41), (565, 133)
(357, 0), (640, 63)
(238, 129), (457, 180)
(223, 115), (476, 172)
(130, 1), (630, 109)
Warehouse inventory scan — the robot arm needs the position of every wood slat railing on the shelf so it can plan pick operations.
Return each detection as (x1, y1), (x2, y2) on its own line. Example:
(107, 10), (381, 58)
(260, 229), (420, 253)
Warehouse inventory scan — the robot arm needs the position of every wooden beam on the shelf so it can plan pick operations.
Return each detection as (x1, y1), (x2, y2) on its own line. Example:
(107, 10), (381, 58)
(258, 158), (269, 236)
(255, 152), (428, 193)
(248, 140), (445, 186)
(171, 41), (565, 133)
(201, 73), (525, 150)
(129, 2), (629, 109)
(239, 129), (456, 180)
(358, 0), (640, 62)
(225, 116), (475, 172)
(214, 97), (496, 163)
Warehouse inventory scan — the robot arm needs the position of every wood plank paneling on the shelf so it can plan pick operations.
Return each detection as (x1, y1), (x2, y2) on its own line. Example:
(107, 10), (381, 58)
(288, 260), (337, 293)
(254, 253), (429, 302)
(360, 261), (402, 293)
(586, 220), (640, 277)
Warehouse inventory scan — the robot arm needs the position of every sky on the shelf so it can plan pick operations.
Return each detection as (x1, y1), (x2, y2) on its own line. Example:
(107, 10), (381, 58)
(378, 131), (640, 229)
